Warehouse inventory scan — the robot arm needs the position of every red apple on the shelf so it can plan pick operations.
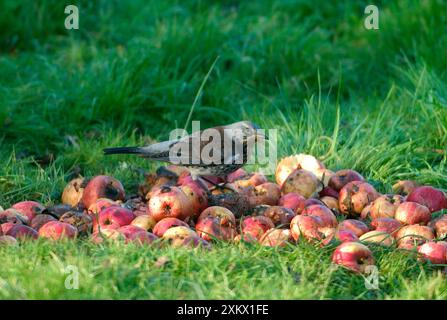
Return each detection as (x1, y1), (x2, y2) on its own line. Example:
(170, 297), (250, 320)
(260, 228), (292, 247)
(148, 185), (193, 221)
(88, 198), (118, 216)
(162, 226), (197, 247)
(11, 201), (45, 221)
(93, 206), (135, 232)
(81, 175), (125, 209)
(241, 216), (275, 240)
(131, 215), (157, 231)
(336, 229), (359, 242)
(6, 225), (38, 240)
(302, 204), (338, 228)
(417, 241), (447, 264)
(407, 186), (447, 213)
(359, 231), (394, 247)
(30, 214), (57, 231)
(339, 181), (379, 216)
(126, 231), (158, 245)
(430, 215), (447, 239)
(180, 181), (208, 216)
(338, 219), (369, 237)
(226, 168), (248, 183)
(329, 169), (364, 192)
(395, 202), (431, 225)
(320, 196), (340, 212)
(61, 177), (86, 207)
(152, 217), (189, 237)
(197, 206), (236, 227)
(332, 241), (374, 273)
(39, 221), (78, 240)
(278, 193), (305, 212)
(369, 194), (405, 219)
(370, 217), (402, 235)
(396, 225), (434, 249)
(233, 172), (268, 189)
(118, 225), (146, 238)
(281, 169), (321, 199)
(195, 217), (236, 241)
(392, 180), (418, 196)
(290, 215), (334, 243)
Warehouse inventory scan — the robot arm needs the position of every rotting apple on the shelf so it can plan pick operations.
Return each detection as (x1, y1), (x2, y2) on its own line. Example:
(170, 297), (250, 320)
(178, 235), (212, 249)
(278, 193), (306, 212)
(0, 235), (18, 245)
(6, 225), (38, 240)
(336, 229), (359, 243)
(148, 185), (193, 221)
(195, 217), (236, 241)
(332, 241), (374, 273)
(261, 206), (295, 227)
(370, 217), (402, 235)
(162, 226), (197, 247)
(320, 196), (340, 212)
(260, 228), (292, 247)
(281, 169), (322, 199)
(62, 177), (86, 207)
(417, 241), (447, 264)
(152, 217), (189, 237)
(93, 206), (135, 232)
(241, 216), (275, 240)
(233, 172), (268, 189)
(290, 215), (334, 243)
(329, 169), (364, 192)
(339, 181), (379, 216)
(11, 201), (45, 221)
(392, 180), (418, 196)
(394, 202), (431, 225)
(197, 206), (236, 227)
(81, 175), (125, 209)
(131, 215), (157, 231)
(302, 204), (338, 228)
(39, 221), (78, 240)
(396, 225), (434, 249)
(207, 192), (252, 219)
(338, 219), (369, 237)
(407, 186), (447, 213)
(359, 231), (394, 247)
(180, 181), (208, 217)
(251, 182), (281, 206)
(430, 215), (447, 239)
(30, 214), (57, 231)
(319, 187), (339, 199)
(59, 211), (93, 235)
(91, 228), (124, 244)
(226, 168), (248, 183)
(88, 198), (118, 216)
(369, 194), (405, 219)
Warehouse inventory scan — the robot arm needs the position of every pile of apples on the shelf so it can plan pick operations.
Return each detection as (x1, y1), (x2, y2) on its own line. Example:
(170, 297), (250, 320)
(1, 153), (447, 274)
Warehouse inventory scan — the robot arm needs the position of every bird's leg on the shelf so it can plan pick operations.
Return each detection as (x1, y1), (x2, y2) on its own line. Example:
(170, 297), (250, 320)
(201, 177), (235, 193)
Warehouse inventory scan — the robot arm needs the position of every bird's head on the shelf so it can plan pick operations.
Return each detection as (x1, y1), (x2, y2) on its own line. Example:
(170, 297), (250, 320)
(224, 121), (267, 143)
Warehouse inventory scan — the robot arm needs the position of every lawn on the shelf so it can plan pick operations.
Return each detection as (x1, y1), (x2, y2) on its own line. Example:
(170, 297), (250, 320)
(0, 0), (446, 299)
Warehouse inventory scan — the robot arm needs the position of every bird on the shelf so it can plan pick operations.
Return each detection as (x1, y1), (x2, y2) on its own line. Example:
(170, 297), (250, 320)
(103, 121), (266, 184)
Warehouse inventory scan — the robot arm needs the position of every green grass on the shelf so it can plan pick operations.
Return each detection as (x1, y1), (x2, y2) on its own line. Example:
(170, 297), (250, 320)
(0, 0), (446, 299)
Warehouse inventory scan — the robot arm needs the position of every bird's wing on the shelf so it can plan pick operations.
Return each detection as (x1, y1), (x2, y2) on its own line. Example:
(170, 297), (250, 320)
(138, 139), (180, 162)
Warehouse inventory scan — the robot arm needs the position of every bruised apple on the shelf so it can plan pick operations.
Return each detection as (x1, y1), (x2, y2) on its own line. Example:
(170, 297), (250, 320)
(332, 242), (374, 273)
(251, 182), (281, 206)
(320, 196), (339, 212)
(162, 226), (197, 247)
(417, 241), (447, 264)
(278, 193), (305, 212)
(180, 181), (208, 217)
(261, 206), (295, 227)
(336, 229), (359, 243)
(131, 215), (157, 231)
(392, 180), (418, 196)
(241, 216), (275, 240)
(338, 219), (369, 237)
(81, 175), (125, 209)
(407, 186), (447, 213)
(281, 169), (321, 199)
(88, 198), (118, 216)
(359, 231), (394, 247)
(290, 215), (334, 243)
(93, 206), (135, 232)
(430, 215), (447, 239)
(396, 225), (434, 249)
(62, 177), (86, 207)
(232, 173), (268, 189)
(198, 206), (236, 227)
(394, 202), (431, 225)
(11, 201), (45, 221)
(302, 205), (337, 228)
(6, 225), (38, 240)
(152, 217), (189, 237)
(148, 186), (193, 221)
(195, 217), (236, 241)
(370, 218), (401, 235)
(59, 211), (93, 235)
(39, 221), (78, 240)
(329, 169), (364, 192)
(260, 229), (292, 247)
(91, 228), (124, 244)
(0, 235), (18, 245)
(30, 214), (57, 231)
(339, 181), (379, 216)
(369, 194), (404, 219)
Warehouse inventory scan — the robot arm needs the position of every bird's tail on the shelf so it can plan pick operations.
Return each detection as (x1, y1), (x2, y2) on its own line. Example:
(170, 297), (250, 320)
(103, 146), (144, 155)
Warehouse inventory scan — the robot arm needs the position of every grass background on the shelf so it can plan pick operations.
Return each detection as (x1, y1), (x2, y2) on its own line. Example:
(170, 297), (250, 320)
(0, 0), (446, 299)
